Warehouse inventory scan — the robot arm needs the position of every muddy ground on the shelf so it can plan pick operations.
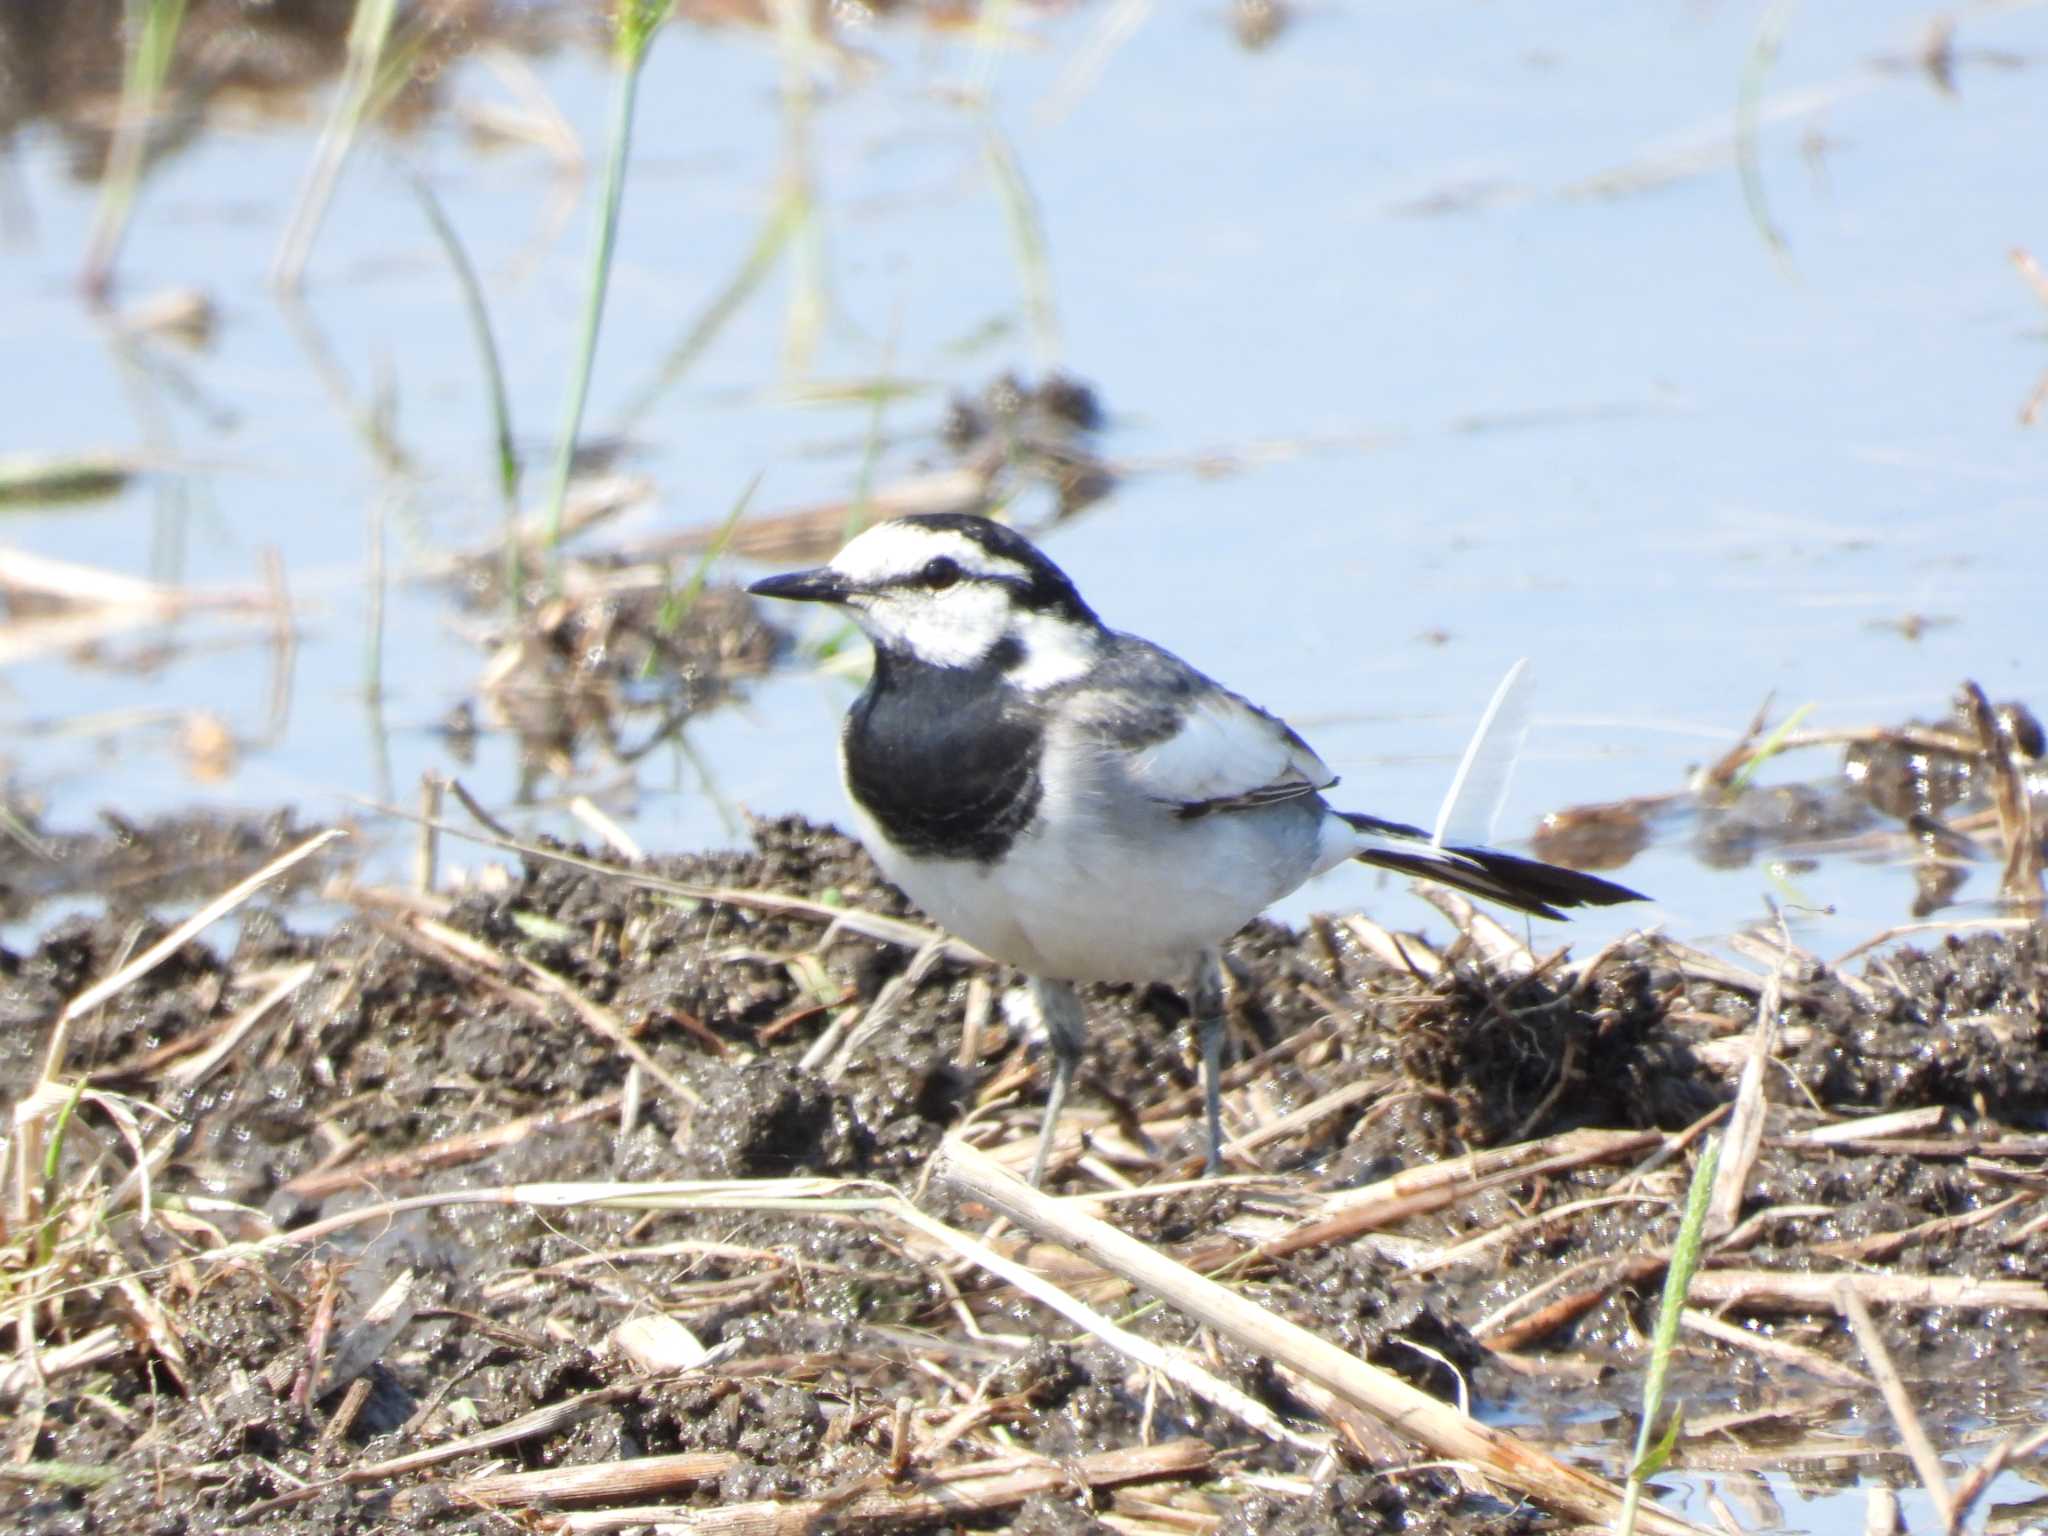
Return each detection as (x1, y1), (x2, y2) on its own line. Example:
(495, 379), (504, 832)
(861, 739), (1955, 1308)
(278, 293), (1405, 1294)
(2, 807), (2046, 1535)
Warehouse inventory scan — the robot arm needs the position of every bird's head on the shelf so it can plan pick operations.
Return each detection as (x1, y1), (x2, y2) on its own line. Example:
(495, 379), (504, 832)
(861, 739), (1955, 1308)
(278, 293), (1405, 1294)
(748, 514), (1103, 686)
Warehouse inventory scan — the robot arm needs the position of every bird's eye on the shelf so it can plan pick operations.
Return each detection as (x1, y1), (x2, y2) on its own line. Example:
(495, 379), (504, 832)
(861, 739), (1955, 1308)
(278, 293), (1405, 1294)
(921, 556), (962, 590)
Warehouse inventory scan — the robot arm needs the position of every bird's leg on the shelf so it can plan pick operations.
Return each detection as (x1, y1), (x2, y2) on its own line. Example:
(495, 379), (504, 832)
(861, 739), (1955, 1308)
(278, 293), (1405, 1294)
(1191, 949), (1228, 1176)
(1027, 975), (1088, 1188)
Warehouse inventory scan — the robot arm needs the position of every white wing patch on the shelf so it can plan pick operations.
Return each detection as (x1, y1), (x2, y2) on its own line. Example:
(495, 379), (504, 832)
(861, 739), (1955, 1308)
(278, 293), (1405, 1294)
(1125, 690), (1334, 814)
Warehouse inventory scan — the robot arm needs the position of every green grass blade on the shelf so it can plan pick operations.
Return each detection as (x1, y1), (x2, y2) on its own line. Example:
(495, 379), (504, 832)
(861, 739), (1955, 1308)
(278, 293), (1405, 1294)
(979, 115), (1060, 372)
(404, 168), (522, 596)
(1727, 702), (1814, 795)
(272, 0), (402, 291)
(612, 189), (801, 434)
(1614, 1133), (1720, 1536)
(648, 472), (763, 676)
(82, 0), (189, 297)
(540, 1), (675, 579)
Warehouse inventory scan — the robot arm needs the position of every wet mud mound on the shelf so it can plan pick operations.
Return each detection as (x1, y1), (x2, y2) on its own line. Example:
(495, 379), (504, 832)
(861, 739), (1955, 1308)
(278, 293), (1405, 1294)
(3, 814), (2045, 1534)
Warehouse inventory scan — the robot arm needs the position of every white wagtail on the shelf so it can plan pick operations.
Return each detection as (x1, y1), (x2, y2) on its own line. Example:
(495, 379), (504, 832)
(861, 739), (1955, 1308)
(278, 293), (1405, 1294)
(750, 513), (1644, 1183)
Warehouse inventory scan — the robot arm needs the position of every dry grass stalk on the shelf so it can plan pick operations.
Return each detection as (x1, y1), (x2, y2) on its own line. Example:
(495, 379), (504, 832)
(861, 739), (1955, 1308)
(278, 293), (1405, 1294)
(281, 1091), (625, 1200)
(1811, 1192), (2035, 1263)
(0, 547), (269, 612)
(256, 1380), (659, 1519)
(389, 807), (989, 966)
(568, 794), (645, 862)
(1416, 886), (1538, 978)
(615, 1439), (1213, 1536)
(0, 1325), (123, 1404)
(162, 961), (319, 1089)
(934, 1138), (1706, 1536)
(1838, 1284), (1955, 1529)
(1676, 1309), (1873, 1390)
(519, 954), (703, 1109)
(813, 936), (951, 1079)
(1407, 1193), (1666, 1278)
(1706, 962), (1780, 1240)
(1261, 1128), (1662, 1263)
(1269, 1365), (1407, 1464)
(1339, 914), (1442, 976)
(1958, 681), (2045, 901)
(1786, 1105), (1946, 1145)
(1947, 1420), (2048, 1535)
(1689, 1269), (2048, 1312)
(0, 548), (282, 666)
(236, 1176), (878, 1262)
(1220, 1076), (1386, 1159)
(364, 907), (703, 1110)
(37, 828), (346, 1082)
(7, 827), (347, 1383)
(892, 1202), (1328, 1454)
(455, 1450), (739, 1508)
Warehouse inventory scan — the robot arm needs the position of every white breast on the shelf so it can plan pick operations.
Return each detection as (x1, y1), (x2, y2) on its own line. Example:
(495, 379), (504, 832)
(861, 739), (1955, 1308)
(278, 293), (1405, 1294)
(845, 720), (1330, 985)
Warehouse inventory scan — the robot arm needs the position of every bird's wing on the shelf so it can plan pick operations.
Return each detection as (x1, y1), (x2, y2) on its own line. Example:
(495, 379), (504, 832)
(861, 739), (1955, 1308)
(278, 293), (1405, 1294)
(1069, 639), (1336, 819)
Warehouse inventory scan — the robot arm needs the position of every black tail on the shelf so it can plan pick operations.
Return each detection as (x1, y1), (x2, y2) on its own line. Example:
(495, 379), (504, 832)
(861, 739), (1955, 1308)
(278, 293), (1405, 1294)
(1340, 812), (1646, 920)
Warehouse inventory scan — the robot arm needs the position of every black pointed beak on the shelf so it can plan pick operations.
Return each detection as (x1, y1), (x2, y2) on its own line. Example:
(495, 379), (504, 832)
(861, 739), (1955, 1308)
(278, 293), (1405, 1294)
(748, 567), (851, 605)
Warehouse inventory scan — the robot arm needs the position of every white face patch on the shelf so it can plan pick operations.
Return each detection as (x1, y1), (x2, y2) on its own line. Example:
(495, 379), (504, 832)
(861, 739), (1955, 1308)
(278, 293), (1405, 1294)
(859, 579), (1015, 666)
(828, 519), (1102, 684)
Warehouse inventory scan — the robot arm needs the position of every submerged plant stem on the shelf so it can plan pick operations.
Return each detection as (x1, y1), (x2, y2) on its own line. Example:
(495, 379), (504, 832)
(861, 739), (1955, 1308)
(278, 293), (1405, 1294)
(272, 0), (404, 292)
(407, 170), (522, 598)
(82, 0), (189, 298)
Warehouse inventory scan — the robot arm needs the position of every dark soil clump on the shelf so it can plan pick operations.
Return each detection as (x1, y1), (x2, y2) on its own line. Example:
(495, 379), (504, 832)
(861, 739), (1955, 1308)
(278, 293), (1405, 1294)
(4, 812), (2045, 1534)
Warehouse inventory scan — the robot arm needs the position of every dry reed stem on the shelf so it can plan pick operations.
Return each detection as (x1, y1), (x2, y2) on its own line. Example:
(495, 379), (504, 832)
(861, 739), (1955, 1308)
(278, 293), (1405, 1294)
(0, 1325), (123, 1405)
(245, 1380), (656, 1519)
(1946, 1421), (2048, 1535)
(1676, 1309), (1873, 1390)
(1690, 1270), (2048, 1312)
(455, 1450), (738, 1508)
(1260, 1129), (1662, 1264)
(934, 1138), (1706, 1536)
(892, 1202), (1328, 1454)
(161, 962), (319, 1089)
(617, 1439), (1214, 1536)
(281, 1091), (625, 1200)
(1811, 1192), (2035, 1263)
(1416, 886), (1538, 978)
(9, 828), (346, 1290)
(568, 795), (645, 861)
(366, 804), (989, 966)
(1838, 1284), (1955, 1530)
(1786, 1105), (1946, 1145)
(364, 907), (703, 1110)
(1338, 915), (1442, 976)
(1707, 962), (1779, 1240)
(1959, 680), (2045, 902)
